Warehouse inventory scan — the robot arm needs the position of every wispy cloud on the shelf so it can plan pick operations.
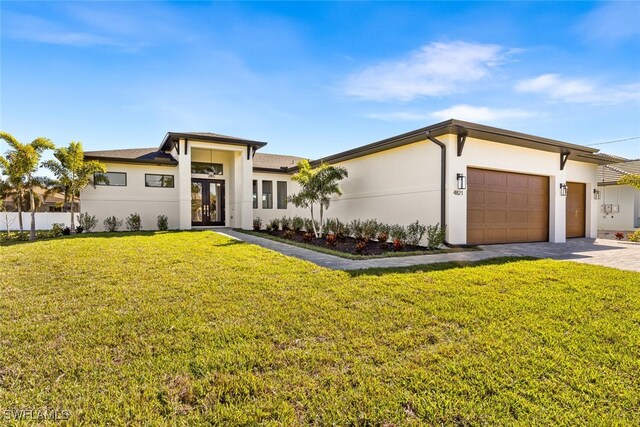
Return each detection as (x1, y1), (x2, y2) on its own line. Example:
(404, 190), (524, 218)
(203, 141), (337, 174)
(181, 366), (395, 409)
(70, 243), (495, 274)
(345, 41), (514, 101)
(515, 74), (640, 105)
(575, 2), (640, 43)
(367, 105), (533, 123)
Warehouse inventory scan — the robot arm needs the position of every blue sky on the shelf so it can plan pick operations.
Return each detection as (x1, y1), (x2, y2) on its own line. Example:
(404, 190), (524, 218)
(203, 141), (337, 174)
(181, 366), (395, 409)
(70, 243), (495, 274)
(1, 1), (639, 162)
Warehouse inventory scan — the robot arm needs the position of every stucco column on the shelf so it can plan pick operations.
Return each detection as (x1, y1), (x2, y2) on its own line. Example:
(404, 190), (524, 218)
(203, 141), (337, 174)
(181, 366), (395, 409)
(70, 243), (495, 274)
(178, 138), (192, 230)
(445, 135), (467, 245)
(233, 148), (253, 230)
(549, 173), (566, 243)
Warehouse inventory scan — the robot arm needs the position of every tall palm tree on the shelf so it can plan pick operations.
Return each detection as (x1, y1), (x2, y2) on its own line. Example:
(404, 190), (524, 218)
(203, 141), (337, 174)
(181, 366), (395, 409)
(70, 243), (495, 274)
(0, 132), (54, 240)
(43, 141), (106, 232)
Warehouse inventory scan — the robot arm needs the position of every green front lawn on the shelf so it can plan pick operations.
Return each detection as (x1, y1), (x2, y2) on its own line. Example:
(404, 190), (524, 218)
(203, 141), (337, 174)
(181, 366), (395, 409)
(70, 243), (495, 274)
(1, 231), (639, 425)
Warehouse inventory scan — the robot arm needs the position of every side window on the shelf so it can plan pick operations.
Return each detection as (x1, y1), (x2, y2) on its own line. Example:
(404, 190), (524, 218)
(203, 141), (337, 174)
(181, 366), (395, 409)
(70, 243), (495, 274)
(277, 181), (287, 209)
(262, 180), (273, 209)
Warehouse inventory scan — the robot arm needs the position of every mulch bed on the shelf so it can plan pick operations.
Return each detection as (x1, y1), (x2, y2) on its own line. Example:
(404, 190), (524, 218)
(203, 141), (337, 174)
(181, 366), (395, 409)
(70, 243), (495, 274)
(253, 229), (433, 256)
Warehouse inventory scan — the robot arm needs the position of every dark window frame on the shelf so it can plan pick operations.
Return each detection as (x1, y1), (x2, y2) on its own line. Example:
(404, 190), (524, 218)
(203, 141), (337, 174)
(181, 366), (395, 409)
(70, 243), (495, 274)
(191, 162), (224, 175)
(277, 181), (287, 209)
(262, 180), (273, 209)
(145, 173), (175, 188)
(252, 180), (258, 209)
(94, 172), (127, 187)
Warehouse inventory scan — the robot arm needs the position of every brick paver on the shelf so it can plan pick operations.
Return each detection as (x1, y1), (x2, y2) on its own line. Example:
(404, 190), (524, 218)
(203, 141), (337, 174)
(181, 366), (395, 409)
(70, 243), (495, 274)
(217, 229), (640, 272)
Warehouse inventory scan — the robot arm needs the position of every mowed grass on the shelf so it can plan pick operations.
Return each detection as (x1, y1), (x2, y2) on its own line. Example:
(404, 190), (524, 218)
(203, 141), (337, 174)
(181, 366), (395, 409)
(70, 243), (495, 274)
(1, 232), (639, 426)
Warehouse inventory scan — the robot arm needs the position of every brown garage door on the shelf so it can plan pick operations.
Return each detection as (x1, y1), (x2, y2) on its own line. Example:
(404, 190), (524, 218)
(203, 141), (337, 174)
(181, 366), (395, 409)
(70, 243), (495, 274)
(467, 168), (549, 244)
(566, 182), (586, 238)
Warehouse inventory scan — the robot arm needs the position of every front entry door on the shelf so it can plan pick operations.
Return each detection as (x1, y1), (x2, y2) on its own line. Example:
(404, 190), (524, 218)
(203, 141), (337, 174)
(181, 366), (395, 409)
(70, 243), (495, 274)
(566, 182), (586, 238)
(191, 179), (225, 226)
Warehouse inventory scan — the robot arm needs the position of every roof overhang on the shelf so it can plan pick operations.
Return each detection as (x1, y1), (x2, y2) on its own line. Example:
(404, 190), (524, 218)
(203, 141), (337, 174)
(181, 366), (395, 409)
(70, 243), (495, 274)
(308, 119), (625, 168)
(83, 155), (178, 166)
(160, 132), (268, 152)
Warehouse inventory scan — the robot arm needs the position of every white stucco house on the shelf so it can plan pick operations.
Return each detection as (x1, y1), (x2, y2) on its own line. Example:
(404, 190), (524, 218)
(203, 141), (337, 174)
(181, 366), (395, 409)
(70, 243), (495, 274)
(596, 160), (640, 231)
(82, 119), (620, 245)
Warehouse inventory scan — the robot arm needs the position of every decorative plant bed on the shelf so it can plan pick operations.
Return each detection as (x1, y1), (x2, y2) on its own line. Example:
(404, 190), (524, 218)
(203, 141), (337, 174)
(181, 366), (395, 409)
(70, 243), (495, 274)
(237, 229), (477, 259)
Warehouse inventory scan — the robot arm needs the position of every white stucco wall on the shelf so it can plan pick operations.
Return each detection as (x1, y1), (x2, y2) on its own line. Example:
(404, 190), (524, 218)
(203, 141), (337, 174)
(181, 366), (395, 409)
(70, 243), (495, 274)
(251, 172), (305, 224)
(597, 185), (640, 230)
(81, 162), (180, 230)
(444, 134), (598, 244)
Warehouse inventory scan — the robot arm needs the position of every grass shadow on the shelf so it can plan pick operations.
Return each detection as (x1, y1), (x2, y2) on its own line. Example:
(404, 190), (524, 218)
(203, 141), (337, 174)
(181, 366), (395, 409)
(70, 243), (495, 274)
(347, 256), (539, 277)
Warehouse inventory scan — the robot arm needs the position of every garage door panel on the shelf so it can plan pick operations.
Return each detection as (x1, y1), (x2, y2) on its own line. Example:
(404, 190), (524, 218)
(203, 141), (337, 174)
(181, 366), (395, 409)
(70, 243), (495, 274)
(467, 168), (549, 244)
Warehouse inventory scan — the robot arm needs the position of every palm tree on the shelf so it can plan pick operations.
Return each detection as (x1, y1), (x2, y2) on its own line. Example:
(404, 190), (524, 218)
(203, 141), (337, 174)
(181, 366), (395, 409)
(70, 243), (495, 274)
(289, 160), (348, 238)
(43, 141), (106, 232)
(618, 174), (640, 189)
(0, 132), (54, 240)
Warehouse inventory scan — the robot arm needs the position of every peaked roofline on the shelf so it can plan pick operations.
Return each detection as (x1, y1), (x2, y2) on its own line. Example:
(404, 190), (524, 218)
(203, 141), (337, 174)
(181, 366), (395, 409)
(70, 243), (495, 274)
(159, 131), (267, 152)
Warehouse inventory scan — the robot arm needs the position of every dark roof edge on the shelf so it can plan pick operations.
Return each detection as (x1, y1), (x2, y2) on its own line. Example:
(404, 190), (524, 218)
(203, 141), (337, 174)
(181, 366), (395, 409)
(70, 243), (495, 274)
(83, 155), (178, 166)
(252, 167), (292, 174)
(160, 132), (268, 151)
(302, 119), (613, 169)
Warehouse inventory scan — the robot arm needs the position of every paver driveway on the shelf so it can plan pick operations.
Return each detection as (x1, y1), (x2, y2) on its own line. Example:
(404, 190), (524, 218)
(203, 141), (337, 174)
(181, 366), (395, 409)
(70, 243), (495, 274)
(219, 229), (640, 272)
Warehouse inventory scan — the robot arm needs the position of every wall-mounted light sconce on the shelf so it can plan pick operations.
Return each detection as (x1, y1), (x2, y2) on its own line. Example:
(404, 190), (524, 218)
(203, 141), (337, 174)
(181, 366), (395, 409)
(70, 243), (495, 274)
(456, 173), (467, 190)
(560, 183), (568, 197)
(593, 189), (601, 200)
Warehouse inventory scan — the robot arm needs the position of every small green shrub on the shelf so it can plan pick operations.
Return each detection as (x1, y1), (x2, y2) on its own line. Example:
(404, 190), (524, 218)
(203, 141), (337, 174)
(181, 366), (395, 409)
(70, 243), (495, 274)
(125, 213), (142, 232)
(376, 223), (390, 243)
(406, 220), (427, 246)
(51, 223), (65, 237)
(291, 216), (304, 232)
(280, 216), (291, 231)
(303, 218), (318, 233)
(268, 218), (280, 232)
(426, 223), (447, 250)
(349, 219), (364, 241)
(390, 224), (407, 251)
(77, 213), (98, 232)
(628, 230), (640, 242)
(253, 217), (262, 231)
(157, 215), (169, 231)
(362, 219), (378, 242)
(104, 216), (123, 232)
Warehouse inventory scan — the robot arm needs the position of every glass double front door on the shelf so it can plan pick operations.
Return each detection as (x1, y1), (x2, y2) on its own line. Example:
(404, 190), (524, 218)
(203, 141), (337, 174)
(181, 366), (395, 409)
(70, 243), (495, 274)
(191, 179), (225, 226)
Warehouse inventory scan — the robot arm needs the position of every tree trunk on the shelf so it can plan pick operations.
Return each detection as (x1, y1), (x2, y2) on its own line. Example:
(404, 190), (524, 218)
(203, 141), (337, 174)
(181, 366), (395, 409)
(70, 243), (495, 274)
(29, 189), (36, 241)
(309, 203), (319, 238)
(70, 193), (76, 233)
(319, 204), (324, 237)
(17, 192), (24, 234)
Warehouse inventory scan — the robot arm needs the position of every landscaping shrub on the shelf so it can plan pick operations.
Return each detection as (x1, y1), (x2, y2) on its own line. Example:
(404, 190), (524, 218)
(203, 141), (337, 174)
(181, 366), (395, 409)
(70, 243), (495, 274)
(125, 213), (142, 232)
(253, 217), (262, 231)
(326, 233), (337, 247)
(291, 216), (304, 232)
(615, 232), (625, 241)
(355, 240), (367, 254)
(77, 213), (98, 232)
(268, 218), (280, 232)
(103, 216), (123, 232)
(283, 229), (295, 239)
(280, 216), (291, 231)
(426, 223), (447, 250)
(362, 219), (378, 242)
(349, 219), (364, 241)
(377, 223), (390, 249)
(303, 218), (318, 234)
(390, 224), (407, 251)
(75, 226), (84, 234)
(628, 230), (640, 242)
(302, 231), (314, 241)
(157, 215), (169, 231)
(62, 227), (71, 235)
(406, 220), (427, 246)
(51, 223), (65, 237)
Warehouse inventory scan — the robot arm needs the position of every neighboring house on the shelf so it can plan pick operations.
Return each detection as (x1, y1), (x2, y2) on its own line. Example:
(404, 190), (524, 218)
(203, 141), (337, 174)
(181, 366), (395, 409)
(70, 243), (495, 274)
(2, 186), (79, 213)
(596, 160), (640, 231)
(82, 119), (620, 245)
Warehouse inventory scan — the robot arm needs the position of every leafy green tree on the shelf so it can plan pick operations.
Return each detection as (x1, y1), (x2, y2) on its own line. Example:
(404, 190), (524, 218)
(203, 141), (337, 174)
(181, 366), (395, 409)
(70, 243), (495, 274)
(43, 141), (106, 232)
(289, 159), (348, 238)
(618, 174), (640, 189)
(0, 132), (54, 240)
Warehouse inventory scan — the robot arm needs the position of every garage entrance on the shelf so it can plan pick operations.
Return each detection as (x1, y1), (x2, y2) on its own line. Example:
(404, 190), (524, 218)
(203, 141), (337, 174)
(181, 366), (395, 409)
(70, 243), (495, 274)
(467, 168), (549, 244)
(566, 182), (586, 238)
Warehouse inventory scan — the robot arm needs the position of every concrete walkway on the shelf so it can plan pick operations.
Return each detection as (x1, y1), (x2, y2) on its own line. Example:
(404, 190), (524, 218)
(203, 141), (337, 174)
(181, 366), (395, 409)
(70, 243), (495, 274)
(217, 229), (640, 272)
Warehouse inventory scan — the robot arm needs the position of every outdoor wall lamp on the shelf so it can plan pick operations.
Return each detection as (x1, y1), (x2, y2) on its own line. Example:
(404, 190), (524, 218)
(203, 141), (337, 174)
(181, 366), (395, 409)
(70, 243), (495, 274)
(560, 183), (568, 197)
(593, 189), (601, 200)
(456, 173), (467, 190)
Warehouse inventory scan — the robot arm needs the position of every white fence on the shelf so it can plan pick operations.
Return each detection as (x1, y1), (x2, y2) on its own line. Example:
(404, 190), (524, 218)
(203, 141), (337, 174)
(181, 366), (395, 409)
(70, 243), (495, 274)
(0, 212), (74, 231)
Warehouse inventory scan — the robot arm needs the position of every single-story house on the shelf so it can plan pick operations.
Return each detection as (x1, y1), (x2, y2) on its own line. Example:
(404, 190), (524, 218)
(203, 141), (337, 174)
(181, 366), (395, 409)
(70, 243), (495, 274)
(82, 119), (620, 245)
(596, 160), (640, 231)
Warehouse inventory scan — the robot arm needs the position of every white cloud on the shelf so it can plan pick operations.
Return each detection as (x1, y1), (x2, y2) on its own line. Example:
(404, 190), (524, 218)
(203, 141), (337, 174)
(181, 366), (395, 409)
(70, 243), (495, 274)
(365, 112), (427, 122)
(516, 74), (640, 105)
(576, 2), (640, 42)
(345, 41), (512, 101)
(429, 104), (533, 122)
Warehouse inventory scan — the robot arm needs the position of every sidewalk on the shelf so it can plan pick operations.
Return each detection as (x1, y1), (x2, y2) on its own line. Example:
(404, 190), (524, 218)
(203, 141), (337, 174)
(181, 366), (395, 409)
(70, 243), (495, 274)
(217, 229), (636, 272)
